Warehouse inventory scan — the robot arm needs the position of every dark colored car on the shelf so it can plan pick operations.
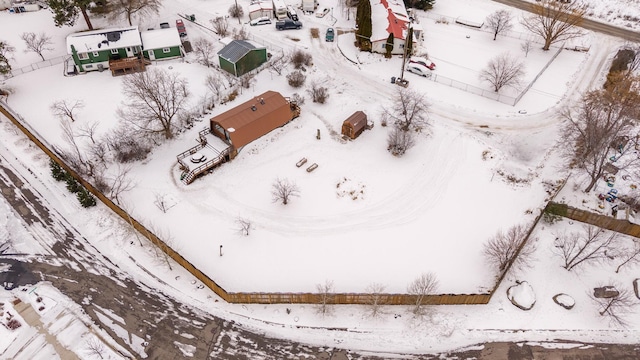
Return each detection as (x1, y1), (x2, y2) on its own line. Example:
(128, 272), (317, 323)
(325, 27), (334, 42)
(160, 22), (170, 29)
(176, 19), (187, 37)
(275, 19), (302, 30)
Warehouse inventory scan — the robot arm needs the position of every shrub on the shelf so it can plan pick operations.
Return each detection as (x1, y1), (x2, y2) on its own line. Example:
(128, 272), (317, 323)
(49, 159), (66, 181)
(108, 128), (151, 163)
(287, 71), (306, 88)
(310, 28), (319, 39)
(7, 319), (21, 330)
(65, 177), (81, 193)
(307, 82), (329, 103)
(291, 50), (313, 69)
(291, 93), (305, 106)
(387, 126), (415, 156)
(77, 188), (97, 208)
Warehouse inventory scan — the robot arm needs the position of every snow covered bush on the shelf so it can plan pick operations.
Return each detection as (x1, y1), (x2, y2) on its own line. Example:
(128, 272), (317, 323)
(387, 126), (415, 157)
(287, 71), (306, 88)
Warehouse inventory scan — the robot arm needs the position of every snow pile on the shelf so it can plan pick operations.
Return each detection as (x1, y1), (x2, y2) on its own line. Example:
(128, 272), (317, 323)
(507, 281), (536, 310)
(552, 293), (575, 310)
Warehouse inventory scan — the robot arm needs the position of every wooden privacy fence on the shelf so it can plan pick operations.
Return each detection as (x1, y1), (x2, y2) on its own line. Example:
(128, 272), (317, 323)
(1, 100), (501, 306)
(546, 202), (640, 237)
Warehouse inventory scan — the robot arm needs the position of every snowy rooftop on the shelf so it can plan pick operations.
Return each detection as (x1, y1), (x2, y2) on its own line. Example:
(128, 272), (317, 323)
(140, 28), (182, 50)
(66, 26), (141, 54)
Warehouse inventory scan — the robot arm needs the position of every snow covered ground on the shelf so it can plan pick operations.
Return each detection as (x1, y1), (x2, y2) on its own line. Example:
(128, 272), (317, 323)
(1, 0), (640, 357)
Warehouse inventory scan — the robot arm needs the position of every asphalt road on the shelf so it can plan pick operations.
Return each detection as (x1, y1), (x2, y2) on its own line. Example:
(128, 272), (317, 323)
(492, 0), (640, 42)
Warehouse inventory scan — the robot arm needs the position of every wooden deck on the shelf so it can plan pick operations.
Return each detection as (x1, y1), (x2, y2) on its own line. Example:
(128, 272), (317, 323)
(109, 57), (148, 75)
(177, 129), (231, 184)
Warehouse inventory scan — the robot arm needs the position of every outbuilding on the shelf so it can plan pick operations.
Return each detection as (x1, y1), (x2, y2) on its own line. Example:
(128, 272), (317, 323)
(341, 111), (368, 140)
(140, 28), (183, 61)
(210, 91), (300, 157)
(248, 1), (273, 20)
(217, 40), (267, 77)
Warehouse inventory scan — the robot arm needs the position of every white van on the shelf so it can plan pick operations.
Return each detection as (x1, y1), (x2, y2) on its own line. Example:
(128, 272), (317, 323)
(287, 6), (298, 21)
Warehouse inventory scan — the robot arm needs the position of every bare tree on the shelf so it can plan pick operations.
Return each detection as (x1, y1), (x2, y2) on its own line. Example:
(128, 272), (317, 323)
(268, 52), (288, 76)
(290, 49), (313, 69)
(232, 27), (249, 40)
(316, 280), (334, 316)
(193, 38), (217, 68)
(382, 88), (430, 132)
(483, 224), (537, 274)
(307, 82), (329, 104)
(387, 126), (415, 157)
(154, 192), (170, 213)
(520, 40), (533, 57)
(365, 283), (386, 318)
(238, 73), (255, 89)
(236, 217), (252, 236)
(590, 283), (635, 327)
(479, 52), (525, 93)
(205, 72), (227, 106)
(211, 17), (229, 37)
(59, 118), (96, 176)
(76, 120), (99, 144)
(271, 178), (300, 205)
(84, 337), (105, 359)
(615, 239), (640, 273)
(147, 225), (175, 271)
(118, 68), (190, 140)
(485, 10), (513, 41)
(20, 32), (53, 61)
(520, 0), (586, 51)
(228, 3), (244, 20)
(287, 70), (306, 88)
(407, 273), (439, 316)
(554, 225), (618, 271)
(560, 81), (640, 192)
(107, 166), (134, 205)
(50, 99), (84, 122)
(105, 0), (161, 26)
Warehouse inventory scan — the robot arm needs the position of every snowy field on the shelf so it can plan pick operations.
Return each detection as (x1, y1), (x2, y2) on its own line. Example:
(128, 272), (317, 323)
(1, 0), (640, 357)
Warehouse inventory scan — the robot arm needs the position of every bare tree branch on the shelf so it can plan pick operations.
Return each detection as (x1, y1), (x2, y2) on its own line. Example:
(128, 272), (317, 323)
(485, 10), (513, 41)
(407, 273), (439, 316)
(484, 224), (537, 274)
(520, 0), (586, 51)
(50, 99), (84, 122)
(554, 225), (618, 271)
(382, 88), (430, 132)
(365, 283), (386, 318)
(20, 32), (53, 61)
(316, 280), (335, 316)
(271, 178), (300, 205)
(479, 52), (525, 93)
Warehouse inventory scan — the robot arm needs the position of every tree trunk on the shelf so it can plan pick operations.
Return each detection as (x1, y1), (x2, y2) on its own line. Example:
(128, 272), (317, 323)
(543, 38), (551, 51)
(38, 53), (45, 61)
(584, 176), (598, 193)
(80, 7), (93, 30)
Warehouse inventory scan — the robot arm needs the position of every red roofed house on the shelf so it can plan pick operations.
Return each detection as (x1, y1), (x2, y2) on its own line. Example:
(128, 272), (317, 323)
(370, 0), (414, 55)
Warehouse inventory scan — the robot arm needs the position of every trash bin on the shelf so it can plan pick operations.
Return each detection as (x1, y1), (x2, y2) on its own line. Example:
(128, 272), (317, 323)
(188, 14), (196, 21)
(391, 76), (396, 84)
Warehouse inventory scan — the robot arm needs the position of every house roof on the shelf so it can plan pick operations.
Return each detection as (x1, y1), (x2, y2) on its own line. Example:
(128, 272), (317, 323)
(217, 40), (265, 63)
(140, 28), (182, 50)
(248, 1), (273, 12)
(343, 111), (368, 130)
(210, 91), (292, 149)
(66, 26), (141, 54)
(371, 0), (409, 42)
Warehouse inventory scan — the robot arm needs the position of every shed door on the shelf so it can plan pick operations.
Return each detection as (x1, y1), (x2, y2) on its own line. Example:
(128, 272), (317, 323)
(125, 47), (134, 57)
(148, 50), (155, 60)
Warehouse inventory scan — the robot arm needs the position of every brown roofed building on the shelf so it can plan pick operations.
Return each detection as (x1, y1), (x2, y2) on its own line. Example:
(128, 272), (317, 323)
(210, 91), (300, 157)
(341, 111), (368, 140)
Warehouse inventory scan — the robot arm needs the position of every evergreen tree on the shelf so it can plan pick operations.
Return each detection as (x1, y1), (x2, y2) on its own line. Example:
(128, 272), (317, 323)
(385, 33), (394, 58)
(49, 159), (67, 181)
(77, 188), (97, 207)
(404, 0), (435, 11)
(355, 0), (372, 50)
(47, 0), (94, 30)
(65, 177), (82, 193)
(0, 41), (14, 75)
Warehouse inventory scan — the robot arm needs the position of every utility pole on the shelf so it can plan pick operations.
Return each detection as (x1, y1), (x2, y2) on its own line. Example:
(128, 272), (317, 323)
(235, 0), (241, 24)
(400, 27), (412, 81)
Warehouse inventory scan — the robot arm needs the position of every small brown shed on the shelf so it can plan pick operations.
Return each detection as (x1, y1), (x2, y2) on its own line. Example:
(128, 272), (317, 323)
(341, 111), (368, 140)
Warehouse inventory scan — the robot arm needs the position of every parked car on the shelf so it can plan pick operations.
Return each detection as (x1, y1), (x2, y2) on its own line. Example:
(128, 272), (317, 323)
(275, 19), (302, 30)
(325, 27), (334, 42)
(408, 56), (436, 70)
(250, 16), (272, 26)
(176, 19), (187, 37)
(315, 7), (330, 18)
(287, 6), (298, 21)
(160, 22), (170, 29)
(406, 63), (432, 77)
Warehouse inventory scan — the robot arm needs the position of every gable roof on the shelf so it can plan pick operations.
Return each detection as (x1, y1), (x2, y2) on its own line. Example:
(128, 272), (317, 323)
(371, 0), (409, 42)
(217, 40), (265, 63)
(140, 28), (182, 50)
(66, 26), (141, 54)
(210, 91), (292, 148)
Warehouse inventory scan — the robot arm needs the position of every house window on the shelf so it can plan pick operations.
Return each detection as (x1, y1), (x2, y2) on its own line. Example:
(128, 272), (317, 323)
(110, 48), (119, 55)
(92, 51), (99, 57)
(400, 44), (404, 49)
(77, 52), (89, 60)
(163, 47), (171, 53)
